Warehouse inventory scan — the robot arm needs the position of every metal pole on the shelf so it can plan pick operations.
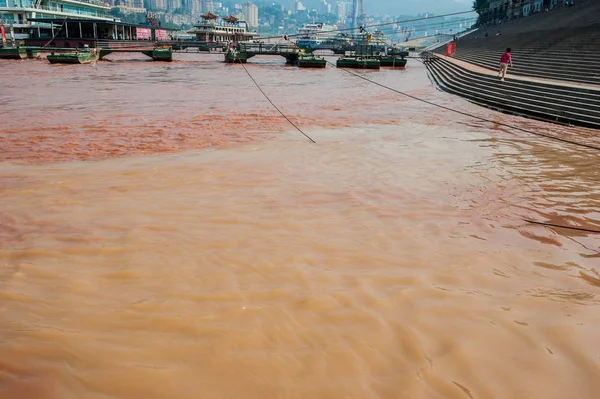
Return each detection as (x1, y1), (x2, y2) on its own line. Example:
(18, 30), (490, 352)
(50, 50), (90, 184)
(65, 21), (68, 38)
(79, 22), (82, 38)
(9, 22), (15, 47)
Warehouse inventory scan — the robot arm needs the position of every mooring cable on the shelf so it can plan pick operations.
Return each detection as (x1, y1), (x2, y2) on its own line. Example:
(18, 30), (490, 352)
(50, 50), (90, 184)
(326, 58), (600, 236)
(523, 219), (600, 234)
(235, 55), (316, 143)
(42, 17), (68, 48)
(327, 60), (600, 152)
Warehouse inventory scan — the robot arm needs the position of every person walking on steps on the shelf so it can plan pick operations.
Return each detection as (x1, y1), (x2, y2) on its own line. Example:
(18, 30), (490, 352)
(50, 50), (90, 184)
(499, 48), (513, 81)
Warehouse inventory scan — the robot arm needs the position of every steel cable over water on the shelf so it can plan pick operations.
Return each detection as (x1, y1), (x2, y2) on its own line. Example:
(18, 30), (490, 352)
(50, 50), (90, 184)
(328, 60), (600, 236)
(257, 1), (542, 41)
(234, 55), (316, 143)
(523, 220), (600, 234)
(41, 17), (68, 48)
(328, 60), (600, 152)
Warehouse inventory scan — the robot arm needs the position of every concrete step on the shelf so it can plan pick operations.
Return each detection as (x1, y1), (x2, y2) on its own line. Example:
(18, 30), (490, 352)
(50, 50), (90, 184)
(437, 52), (600, 67)
(422, 53), (600, 129)
(425, 66), (589, 126)
(440, 63), (600, 101)
(453, 61), (598, 84)
(455, 54), (600, 75)
(430, 57), (600, 100)
(452, 55), (600, 85)
(432, 58), (600, 112)
(455, 40), (600, 52)
(455, 54), (600, 76)
(454, 50), (600, 64)
(431, 59), (600, 119)
(447, 48), (600, 61)
(428, 65), (600, 129)
(433, 58), (600, 105)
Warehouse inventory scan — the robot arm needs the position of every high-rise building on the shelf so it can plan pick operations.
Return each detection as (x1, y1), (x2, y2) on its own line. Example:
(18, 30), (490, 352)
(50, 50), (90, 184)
(351, 0), (363, 30)
(335, 1), (347, 22)
(242, 2), (258, 28)
(185, 0), (201, 17)
(201, 0), (213, 13)
(145, 0), (167, 11)
(167, 0), (182, 11)
(320, 0), (331, 15)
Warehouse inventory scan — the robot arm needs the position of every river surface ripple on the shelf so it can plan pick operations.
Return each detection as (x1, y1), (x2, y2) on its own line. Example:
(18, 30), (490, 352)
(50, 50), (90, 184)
(1, 54), (599, 398)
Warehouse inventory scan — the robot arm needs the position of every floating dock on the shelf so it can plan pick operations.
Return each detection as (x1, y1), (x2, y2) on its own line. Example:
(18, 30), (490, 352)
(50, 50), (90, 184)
(0, 47), (41, 60)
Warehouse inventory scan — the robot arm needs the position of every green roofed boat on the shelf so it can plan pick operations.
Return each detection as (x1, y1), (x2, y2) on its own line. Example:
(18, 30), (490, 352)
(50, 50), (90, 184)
(297, 53), (326, 68)
(336, 56), (380, 70)
(0, 46), (40, 59)
(150, 47), (173, 62)
(0, 47), (27, 59)
(379, 56), (407, 68)
(47, 49), (99, 64)
(389, 50), (409, 57)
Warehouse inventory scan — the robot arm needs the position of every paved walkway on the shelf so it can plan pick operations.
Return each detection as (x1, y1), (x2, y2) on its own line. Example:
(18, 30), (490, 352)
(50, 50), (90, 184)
(437, 54), (600, 93)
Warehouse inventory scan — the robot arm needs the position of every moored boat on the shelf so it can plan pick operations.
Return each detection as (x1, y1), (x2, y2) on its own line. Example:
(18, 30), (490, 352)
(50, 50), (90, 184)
(297, 54), (326, 68)
(0, 47), (27, 60)
(388, 49), (409, 58)
(336, 56), (380, 69)
(151, 47), (173, 62)
(379, 56), (407, 68)
(224, 48), (249, 63)
(296, 22), (338, 50)
(47, 49), (99, 64)
(188, 13), (257, 51)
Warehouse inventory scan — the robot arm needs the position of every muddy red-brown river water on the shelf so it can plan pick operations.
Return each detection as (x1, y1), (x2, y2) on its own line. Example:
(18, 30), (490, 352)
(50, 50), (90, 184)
(1, 53), (600, 398)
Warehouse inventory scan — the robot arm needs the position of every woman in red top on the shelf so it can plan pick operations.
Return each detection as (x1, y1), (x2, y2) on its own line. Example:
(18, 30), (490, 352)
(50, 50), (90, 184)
(499, 48), (513, 81)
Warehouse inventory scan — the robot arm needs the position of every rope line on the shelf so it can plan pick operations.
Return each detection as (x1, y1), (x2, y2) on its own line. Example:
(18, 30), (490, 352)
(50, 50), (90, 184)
(258, 1), (543, 42)
(524, 219), (600, 234)
(235, 56), (316, 143)
(258, 6), (493, 41)
(328, 60), (600, 152)
(42, 18), (68, 48)
(328, 58), (600, 235)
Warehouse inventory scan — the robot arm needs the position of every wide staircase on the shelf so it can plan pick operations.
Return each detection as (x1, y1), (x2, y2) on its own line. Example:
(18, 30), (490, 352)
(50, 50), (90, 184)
(422, 52), (600, 129)
(433, 0), (600, 85)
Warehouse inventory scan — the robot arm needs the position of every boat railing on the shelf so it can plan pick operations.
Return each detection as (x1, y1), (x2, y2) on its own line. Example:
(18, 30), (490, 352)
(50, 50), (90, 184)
(30, 5), (110, 16)
(238, 42), (299, 54)
(54, 0), (110, 7)
(95, 40), (157, 49)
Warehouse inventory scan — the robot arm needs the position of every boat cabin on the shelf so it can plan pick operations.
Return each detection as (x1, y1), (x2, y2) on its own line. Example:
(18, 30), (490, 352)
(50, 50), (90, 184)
(24, 18), (174, 47)
(188, 13), (257, 45)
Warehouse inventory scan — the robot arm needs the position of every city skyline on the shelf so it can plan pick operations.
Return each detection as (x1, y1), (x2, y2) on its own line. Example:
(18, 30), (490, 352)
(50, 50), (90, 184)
(113, 0), (475, 17)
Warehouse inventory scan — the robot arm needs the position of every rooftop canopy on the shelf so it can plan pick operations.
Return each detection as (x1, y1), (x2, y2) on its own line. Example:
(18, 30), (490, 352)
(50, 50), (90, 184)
(223, 15), (239, 23)
(200, 12), (219, 20)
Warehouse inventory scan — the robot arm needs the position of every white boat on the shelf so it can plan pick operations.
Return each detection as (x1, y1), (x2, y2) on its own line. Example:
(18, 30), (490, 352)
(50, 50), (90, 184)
(187, 13), (257, 46)
(296, 22), (337, 48)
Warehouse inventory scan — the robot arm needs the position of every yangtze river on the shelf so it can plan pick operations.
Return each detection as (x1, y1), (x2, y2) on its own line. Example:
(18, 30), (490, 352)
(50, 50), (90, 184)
(1, 53), (599, 398)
